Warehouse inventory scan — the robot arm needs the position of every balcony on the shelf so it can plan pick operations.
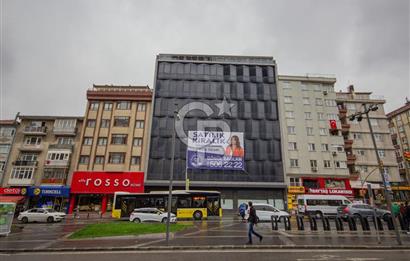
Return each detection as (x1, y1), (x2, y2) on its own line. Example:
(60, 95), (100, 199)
(341, 123), (350, 134)
(23, 126), (47, 135)
(13, 160), (38, 166)
(399, 168), (407, 174)
(48, 144), (74, 150)
(344, 139), (353, 149)
(8, 178), (34, 186)
(44, 160), (70, 167)
(347, 154), (357, 165)
(350, 171), (361, 180)
(339, 108), (347, 114)
(20, 144), (43, 151)
(53, 127), (77, 136)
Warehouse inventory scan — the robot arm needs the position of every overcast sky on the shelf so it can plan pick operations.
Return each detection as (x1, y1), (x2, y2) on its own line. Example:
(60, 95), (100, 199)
(1, 0), (409, 119)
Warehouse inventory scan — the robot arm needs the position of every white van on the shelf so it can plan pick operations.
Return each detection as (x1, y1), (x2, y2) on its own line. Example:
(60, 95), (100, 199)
(297, 195), (351, 217)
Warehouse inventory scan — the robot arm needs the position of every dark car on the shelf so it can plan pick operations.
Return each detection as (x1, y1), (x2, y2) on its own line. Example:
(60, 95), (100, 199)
(337, 203), (391, 220)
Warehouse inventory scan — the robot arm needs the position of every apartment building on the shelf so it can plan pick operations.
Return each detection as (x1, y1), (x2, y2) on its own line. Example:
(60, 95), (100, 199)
(70, 85), (152, 214)
(0, 120), (17, 185)
(386, 99), (410, 201)
(1, 116), (83, 211)
(278, 75), (350, 210)
(336, 85), (399, 199)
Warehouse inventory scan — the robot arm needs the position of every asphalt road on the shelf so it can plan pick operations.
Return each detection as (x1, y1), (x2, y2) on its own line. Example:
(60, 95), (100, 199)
(1, 249), (410, 261)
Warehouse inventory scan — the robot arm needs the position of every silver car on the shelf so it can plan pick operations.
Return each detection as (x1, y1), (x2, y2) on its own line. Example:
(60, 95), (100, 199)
(337, 203), (391, 220)
(18, 208), (66, 223)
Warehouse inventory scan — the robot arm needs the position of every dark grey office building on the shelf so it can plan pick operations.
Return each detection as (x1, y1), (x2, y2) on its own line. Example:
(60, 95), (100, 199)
(146, 54), (286, 211)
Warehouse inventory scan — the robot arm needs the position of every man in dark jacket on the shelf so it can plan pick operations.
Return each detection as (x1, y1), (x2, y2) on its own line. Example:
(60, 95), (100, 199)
(405, 201), (410, 233)
(247, 201), (263, 244)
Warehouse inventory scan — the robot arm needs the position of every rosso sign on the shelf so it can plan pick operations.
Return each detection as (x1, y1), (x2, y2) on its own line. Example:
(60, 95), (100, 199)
(84, 178), (131, 187)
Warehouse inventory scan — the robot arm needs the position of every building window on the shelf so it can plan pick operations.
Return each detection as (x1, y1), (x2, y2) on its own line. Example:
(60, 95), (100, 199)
(0, 145), (10, 153)
(95, 156), (104, 164)
(116, 101), (131, 110)
(319, 128), (327, 136)
(87, 120), (96, 128)
(308, 143), (316, 151)
(325, 99), (336, 107)
(104, 102), (113, 111)
(288, 142), (297, 150)
(288, 126), (296, 134)
(353, 133), (362, 140)
(374, 134), (383, 142)
(79, 156), (89, 164)
(310, 160), (317, 168)
(43, 168), (66, 181)
(301, 84), (309, 91)
(83, 137), (93, 146)
(327, 113), (338, 120)
(109, 153), (125, 164)
(315, 98), (323, 106)
(0, 127), (15, 137)
(97, 137), (108, 146)
(284, 96), (292, 103)
(290, 159), (299, 168)
(383, 167), (389, 174)
(370, 119), (379, 127)
(47, 152), (70, 161)
(289, 177), (300, 186)
(57, 137), (73, 145)
(111, 134), (127, 145)
(24, 137), (41, 145)
(334, 161), (347, 168)
(101, 119), (110, 128)
(305, 112), (312, 120)
(402, 137), (408, 144)
(131, 156), (141, 165)
(303, 97), (310, 105)
(324, 160), (331, 168)
(0, 161), (6, 171)
(18, 153), (38, 161)
(378, 150), (385, 158)
(306, 127), (314, 136)
(398, 126), (404, 133)
(137, 103), (146, 112)
(114, 117), (130, 127)
(317, 112), (325, 120)
(11, 167), (35, 180)
(135, 120), (145, 129)
(321, 144), (329, 151)
(90, 102), (99, 111)
(285, 111), (294, 118)
(356, 150), (365, 156)
(133, 138), (143, 147)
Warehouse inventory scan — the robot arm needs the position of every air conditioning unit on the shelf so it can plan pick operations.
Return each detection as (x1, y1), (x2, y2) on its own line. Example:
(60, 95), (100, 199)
(332, 151), (337, 156)
(311, 167), (318, 172)
(323, 90), (328, 95)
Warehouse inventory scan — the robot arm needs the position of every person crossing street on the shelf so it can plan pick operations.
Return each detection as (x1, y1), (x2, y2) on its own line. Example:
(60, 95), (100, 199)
(246, 201), (263, 244)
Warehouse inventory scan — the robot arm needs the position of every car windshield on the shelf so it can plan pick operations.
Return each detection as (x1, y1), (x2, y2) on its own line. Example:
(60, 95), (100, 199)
(45, 209), (56, 212)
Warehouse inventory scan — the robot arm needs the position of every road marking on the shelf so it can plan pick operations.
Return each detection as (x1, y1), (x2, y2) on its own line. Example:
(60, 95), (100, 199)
(296, 254), (382, 260)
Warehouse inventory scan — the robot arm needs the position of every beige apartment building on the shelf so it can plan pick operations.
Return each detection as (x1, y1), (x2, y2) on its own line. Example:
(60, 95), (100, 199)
(0, 120), (17, 185)
(386, 99), (410, 201)
(336, 85), (399, 199)
(278, 75), (350, 210)
(1, 116), (83, 211)
(69, 85), (152, 215)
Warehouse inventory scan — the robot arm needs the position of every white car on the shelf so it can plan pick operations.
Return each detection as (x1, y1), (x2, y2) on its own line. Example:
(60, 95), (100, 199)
(129, 208), (177, 223)
(252, 203), (290, 222)
(18, 208), (66, 223)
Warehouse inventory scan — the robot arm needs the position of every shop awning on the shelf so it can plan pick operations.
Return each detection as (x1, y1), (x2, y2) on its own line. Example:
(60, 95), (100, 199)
(0, 196), (25, 203)
(350, 181), (381, 189)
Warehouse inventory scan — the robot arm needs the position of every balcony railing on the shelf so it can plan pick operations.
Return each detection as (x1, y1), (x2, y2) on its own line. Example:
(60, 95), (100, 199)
(44, 160), (70, 167)
(344, 139), (353, 149)
(52, 127), (77, 136)
(20, 144), (43, 151)
(13, 160), (38, 166)
(347, 154), (357, 165)
(8, 178), (34, 186)
(48, 144), (74, 150)
(23, 126), (47, 135)
(341, 123), (351, 133)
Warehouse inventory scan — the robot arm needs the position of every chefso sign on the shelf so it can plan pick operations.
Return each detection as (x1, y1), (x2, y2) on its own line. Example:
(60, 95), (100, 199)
(70, 171), (144, 194)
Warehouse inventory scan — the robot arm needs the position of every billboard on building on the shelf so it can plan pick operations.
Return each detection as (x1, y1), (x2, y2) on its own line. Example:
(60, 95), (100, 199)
(187, 131), (245, 171)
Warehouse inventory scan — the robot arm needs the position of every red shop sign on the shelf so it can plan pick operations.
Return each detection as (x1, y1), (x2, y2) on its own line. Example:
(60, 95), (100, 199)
(308, 188), (353, 195)
(0, 187), (23, 195)
(70, 171), (144, 194)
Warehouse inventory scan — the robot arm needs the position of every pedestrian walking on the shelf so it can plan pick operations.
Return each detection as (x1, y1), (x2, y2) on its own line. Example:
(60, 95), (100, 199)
(405, 201), (410, 233)
(239, 202), (247, 221)
(246, 201), (263, 245)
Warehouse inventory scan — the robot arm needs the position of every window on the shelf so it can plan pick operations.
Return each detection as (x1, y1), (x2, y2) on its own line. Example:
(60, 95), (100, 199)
(327, 113), (338, 120)
(57, 137), (73, 145)
(135, 120), (145, 129)
(319, 128), (327, 136)
(324, 160), (331, 168)
(87, 120), (96, 128)
(378, 150), (385, 158)
(11, 167), (35, 180)
(321, 144), (329, 151)
(0, 145), (10, 153)
(288, 126), (296, 134)
(370, 119), (379, 127)
(315, 98), (323, 106)
(90, 102), (99, 111)
(288, 142), (297, 150)
(383, 167), (389, 174)
(314, 85), (322, 92)
(356, 150), (365, 156)
(306, 127), (313, 136)
(104, 102), (113, 111)
(399, 126), (404, 132)
(310, 160), (317, 168)
(285, 111), (294, 118)
(290, 159), (299, 168)
(325, 99), (336, 107)
(79, 156), (89, 164)
(101, 119), (110, 128)
(97, 137), (108, 146)
(334, 161), (347, 168)
(289, 177), (300, 186)
(303, 97), (310, 105)
(374, 134), (383, 142)
(0, 127), (15, 137)
(346, 103), (356, 111)
(308, 143), (316, 151)
(111, 134), (127, 145)
(137, 103), (146, 112)
(24, 137), (41, 145)
(116, 101), (131, 110)
(317, 112), (325, 120)
(301, 84), (309, 91)
(402, 137), (408, 144)
(0, 161), (5, 171)
(46, 152), (70, 161)
(284, 96), (292, 103)
(332, 144), (345, 152)
(353, 133), (362, 140)
(95, 156), (104, 164)
(114, 117), (130, 127)
(19, 153), (38, 161)
(131, 156), (141, 165)
(109, 153), (125, 164)
(305, 112), (312, 120)
(43, 168), (66, 180)
(133, 138), (143, 147)
(83, 137), (93, 146)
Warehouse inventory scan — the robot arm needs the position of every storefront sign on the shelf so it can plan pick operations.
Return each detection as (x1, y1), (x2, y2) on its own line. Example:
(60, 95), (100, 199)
(288, 186), (305, 194)
(0, 188), (26, 195)
(308, 188), (353, 195)
(70, 171), (144, 194)
(27, 186), (70, 197)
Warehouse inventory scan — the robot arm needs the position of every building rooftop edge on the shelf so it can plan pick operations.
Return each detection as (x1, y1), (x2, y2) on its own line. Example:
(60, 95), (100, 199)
(92, 84), (151, 89)
(278, 74), (336, 83)
(157, 53), (274, 60)
(386, 102), (410, 118)
(19, 115), (84, 120)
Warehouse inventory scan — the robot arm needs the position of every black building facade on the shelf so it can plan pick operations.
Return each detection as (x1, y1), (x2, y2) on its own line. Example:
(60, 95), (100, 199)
(146, 54), (286, 210)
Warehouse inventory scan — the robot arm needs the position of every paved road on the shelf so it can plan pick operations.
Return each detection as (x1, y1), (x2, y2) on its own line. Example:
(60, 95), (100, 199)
(1, 249), (410, 261)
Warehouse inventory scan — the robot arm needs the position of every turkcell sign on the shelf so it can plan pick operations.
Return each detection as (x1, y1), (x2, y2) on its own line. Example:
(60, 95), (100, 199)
(187, 131), (245, 171)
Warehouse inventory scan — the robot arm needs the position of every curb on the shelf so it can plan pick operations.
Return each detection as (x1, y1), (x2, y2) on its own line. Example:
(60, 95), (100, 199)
(1, 244), (409, 253)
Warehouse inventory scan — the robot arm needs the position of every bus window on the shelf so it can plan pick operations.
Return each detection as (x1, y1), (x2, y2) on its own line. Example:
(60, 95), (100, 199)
(177, 197), (192, 208)
(192, 196), (206, 208)
(328, 200), (342, 206)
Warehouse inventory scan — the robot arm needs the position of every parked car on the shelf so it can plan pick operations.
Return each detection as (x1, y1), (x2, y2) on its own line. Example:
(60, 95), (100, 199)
(252, 203), (290, 222)
(297, 195), (352, 217)
(18, 208), (66, 223)
(337, 203), (391, 220)
(129, 208), (177, 223)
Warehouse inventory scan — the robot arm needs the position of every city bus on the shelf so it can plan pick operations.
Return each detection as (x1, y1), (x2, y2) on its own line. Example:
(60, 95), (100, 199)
(112, 190), (221, 220)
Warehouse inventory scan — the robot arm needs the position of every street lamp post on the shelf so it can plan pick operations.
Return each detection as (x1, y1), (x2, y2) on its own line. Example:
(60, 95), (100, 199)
(349, 103), (402, 245)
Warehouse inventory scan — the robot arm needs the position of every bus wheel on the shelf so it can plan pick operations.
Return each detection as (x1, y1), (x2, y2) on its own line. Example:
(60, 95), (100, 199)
(133, 218), (141, 223)
(193, 211), (203, 220)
